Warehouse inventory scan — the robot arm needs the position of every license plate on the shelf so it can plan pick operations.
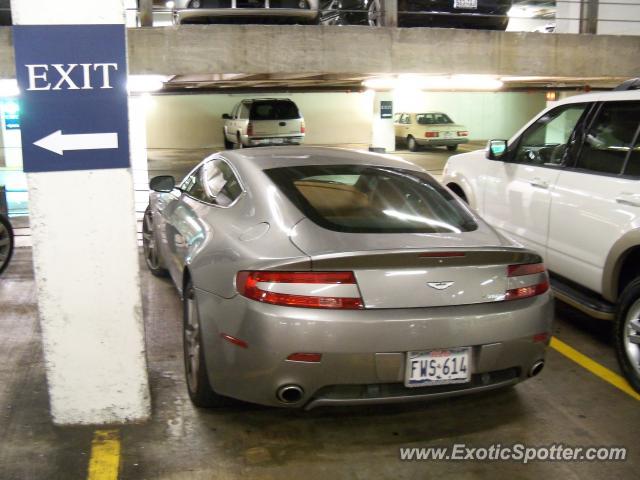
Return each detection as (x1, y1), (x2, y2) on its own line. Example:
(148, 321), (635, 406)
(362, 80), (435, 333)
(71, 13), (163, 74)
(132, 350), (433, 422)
(454, 0), (477, 9)
(443, 131), (453, 138)
(405, 347), (471, 387)
(271, 138), (284, 144)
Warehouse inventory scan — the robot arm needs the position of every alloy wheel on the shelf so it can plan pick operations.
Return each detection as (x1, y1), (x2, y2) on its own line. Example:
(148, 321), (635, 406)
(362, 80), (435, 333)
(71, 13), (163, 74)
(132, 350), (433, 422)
(367, 0), (382, 26)
(184, 287), (201, 393)
(142, 209), (161, 271)
(624, 299), (640, 377)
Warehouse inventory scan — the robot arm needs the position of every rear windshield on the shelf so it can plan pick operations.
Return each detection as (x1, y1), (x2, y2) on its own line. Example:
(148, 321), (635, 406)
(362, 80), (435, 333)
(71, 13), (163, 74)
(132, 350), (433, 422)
(416, 113), (453, 125)
(250, 101), (300, 121)
(265, 165), (477, 234)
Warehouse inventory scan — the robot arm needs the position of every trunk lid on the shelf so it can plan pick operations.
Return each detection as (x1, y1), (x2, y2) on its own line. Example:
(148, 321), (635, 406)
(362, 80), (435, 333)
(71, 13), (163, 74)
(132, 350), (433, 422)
(251, 118), (303, 136)
(290, 219), (537, 308)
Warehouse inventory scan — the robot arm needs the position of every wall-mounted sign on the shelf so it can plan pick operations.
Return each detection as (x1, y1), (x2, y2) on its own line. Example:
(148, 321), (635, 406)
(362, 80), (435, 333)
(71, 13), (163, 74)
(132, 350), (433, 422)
(1, 101), (20, 131)
(380, 100), (393, 119)
(13, 24), (130, 172)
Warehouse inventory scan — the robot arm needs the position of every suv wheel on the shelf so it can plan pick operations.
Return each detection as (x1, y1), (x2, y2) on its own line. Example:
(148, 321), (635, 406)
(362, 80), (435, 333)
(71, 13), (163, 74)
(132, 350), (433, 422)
(223, 130), (233, 150)
(615, 277), (640, 392)
(235, 133), (244, 149)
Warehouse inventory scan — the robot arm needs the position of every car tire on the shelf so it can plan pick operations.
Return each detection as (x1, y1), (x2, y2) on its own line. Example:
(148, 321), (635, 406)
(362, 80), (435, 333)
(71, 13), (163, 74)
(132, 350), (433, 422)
(0, 213), (14, 276)
(615, 278), (640, 393)
(407, 136), (418, 152)
(223, 130), (233, 150)
(142, 206), (169, 277)
(447, 145), (458, 152)
(183, 279), (232, 407)
(234, 133), (244, 149)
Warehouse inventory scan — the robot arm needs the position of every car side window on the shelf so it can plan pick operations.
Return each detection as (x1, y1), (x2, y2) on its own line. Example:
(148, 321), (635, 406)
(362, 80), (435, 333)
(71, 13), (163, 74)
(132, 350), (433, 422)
(181, 167), (207, 201)
(230, 103), (239, 119)
(400, 114), (411, 125)
(201, 159), (243, 207)
(575, 101), (640, 176)
(514, 104), (588, 167)
(623, 126), (640, 177)
(239, 103), (250, 119)
(393, 113), (401, 123)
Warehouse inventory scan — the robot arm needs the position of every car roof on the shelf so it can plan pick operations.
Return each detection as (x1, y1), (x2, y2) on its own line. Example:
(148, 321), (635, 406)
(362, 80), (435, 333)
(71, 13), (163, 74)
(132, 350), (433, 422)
(219, 146), (427, 172)
(555, 88), (640, 105)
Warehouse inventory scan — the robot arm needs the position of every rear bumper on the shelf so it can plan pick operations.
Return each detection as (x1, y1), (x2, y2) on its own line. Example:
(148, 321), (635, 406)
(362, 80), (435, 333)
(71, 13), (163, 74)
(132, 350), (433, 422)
(195, 288), (554, 408)
(416, 138), (469, 147)
(246, 134), (304, 146)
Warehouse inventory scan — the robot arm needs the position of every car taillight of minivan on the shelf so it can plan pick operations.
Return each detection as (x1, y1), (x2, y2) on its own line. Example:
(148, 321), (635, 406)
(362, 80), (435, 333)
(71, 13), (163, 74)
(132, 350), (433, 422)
(247, 122), (254, 136)
(236, 271), (364, 309)
(505, 263), (549, 301)
(300, 121), (305, 134)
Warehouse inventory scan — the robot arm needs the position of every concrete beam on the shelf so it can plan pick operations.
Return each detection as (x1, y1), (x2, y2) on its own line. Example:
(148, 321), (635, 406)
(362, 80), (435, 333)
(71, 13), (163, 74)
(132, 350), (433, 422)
(2, 25), (640, 79)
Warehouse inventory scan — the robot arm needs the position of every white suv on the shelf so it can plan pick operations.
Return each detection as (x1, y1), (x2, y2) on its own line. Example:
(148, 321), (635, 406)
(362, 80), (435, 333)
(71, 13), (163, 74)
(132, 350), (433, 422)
(442, 86), (640, 391)
(222, 98), (305, 149)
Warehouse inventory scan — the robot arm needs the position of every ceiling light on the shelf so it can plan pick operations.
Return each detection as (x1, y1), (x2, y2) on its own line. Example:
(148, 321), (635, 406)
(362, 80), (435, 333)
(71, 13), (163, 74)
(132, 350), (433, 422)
(363, 75), (503, 91)
(127, 75), (168, 94)
(0, 79), (20, 97)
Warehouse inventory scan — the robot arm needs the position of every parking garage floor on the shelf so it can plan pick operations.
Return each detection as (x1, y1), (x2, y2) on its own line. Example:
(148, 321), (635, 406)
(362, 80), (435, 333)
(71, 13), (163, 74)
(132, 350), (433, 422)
(1, 147), (639, 479)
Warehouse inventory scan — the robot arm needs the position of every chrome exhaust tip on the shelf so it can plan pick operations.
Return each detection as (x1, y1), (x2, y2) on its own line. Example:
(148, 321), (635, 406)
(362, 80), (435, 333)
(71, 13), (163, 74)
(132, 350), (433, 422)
(529, 360), (545, 377)
(276, 384), (304, 404)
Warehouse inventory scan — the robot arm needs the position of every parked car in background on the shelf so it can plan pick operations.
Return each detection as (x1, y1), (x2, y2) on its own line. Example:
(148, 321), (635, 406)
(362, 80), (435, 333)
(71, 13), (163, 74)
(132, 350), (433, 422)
(321, 0), (511, 30)
(394, 112), (469, 152)
(442, 86), (640, 392)
(143, 146), (552, 409)
(222, 98), (305, 149)
(172, 0), (319, 24)
(0, 213), (13, 276)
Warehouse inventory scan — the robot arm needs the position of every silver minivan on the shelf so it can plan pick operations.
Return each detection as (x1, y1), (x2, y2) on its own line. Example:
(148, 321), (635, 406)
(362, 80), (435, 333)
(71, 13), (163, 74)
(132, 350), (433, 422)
(222, 98), (305, 149)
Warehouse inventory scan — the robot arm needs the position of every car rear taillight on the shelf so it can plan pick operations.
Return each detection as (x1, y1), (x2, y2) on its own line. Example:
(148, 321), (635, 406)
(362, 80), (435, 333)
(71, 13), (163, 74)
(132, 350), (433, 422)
(247, 122), (254, 136)
(505, 263), (549, 301)
(457, 131), (469, 136)
(236, 271), (364, 309)
(300, 121), (305, 134)
(425, 131), (439, 138)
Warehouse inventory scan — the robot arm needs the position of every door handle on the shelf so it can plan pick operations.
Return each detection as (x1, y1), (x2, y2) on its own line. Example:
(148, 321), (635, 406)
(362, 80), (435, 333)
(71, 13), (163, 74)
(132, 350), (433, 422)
(616, 194), (640, 207)
(529, 178), (549, 189)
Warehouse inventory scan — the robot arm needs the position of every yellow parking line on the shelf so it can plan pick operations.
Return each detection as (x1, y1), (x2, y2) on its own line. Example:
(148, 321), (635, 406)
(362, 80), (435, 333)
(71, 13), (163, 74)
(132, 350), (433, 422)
(550, 337), (640, 402)
(87, 430), (121, 480)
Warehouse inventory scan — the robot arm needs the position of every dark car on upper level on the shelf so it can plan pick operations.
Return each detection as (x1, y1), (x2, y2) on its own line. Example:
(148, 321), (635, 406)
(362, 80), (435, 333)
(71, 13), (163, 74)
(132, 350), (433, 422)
(320, 0), (511, 30)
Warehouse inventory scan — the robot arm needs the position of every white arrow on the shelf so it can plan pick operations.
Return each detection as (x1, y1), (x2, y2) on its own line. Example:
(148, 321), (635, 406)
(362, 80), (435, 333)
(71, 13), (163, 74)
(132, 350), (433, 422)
(33, 130), (119, 156)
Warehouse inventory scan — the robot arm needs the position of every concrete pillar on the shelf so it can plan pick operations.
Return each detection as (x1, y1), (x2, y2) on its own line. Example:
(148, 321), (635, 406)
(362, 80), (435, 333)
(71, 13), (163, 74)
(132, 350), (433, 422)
(10, 0), (151, 425)
(382, 0), (397, 27)
(139, 0), (153, 27)
(370, 90), (395, 153)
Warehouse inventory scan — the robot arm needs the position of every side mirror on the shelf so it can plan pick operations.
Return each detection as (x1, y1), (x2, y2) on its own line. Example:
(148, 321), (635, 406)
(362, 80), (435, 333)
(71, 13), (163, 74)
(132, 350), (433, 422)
(149, 175), (176, 193)
(486, 139), (508, 160)
(222, 113), (231, 120)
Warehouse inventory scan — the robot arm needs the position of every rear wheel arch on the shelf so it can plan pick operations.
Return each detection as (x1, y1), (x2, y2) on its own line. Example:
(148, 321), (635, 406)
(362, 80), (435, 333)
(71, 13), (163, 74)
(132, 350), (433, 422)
(446, 182), (468, 204)
(603, 230), (640, 302)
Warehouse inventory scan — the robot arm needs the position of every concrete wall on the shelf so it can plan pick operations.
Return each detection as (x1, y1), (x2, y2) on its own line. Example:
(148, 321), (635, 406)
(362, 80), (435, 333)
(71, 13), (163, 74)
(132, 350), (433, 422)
(145, 92), (374, 149)
(145, 91), (547, 149)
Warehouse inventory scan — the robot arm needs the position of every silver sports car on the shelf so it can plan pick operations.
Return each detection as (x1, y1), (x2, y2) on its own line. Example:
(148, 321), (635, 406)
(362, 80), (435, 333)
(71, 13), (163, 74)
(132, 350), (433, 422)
(143, 147), (553, 409)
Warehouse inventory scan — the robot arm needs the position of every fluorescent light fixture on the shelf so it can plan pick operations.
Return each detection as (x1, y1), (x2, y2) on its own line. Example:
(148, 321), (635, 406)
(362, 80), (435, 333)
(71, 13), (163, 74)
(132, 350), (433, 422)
(166, 0), (176, 7)
(363, 75), (503, 91)
(127, 75), (168, 94)
(0, 79), (20, 97)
